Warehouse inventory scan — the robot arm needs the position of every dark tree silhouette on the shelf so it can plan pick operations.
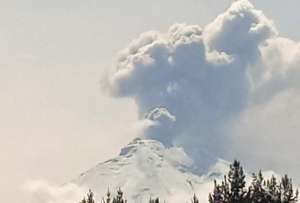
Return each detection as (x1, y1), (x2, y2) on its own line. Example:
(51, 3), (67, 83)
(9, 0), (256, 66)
(192, 194), (200, 203)
(149, 197), (160, 203)
(112, 188), (127, 203)
(80, 189), (95, 203)
(209, 161), (298, 203)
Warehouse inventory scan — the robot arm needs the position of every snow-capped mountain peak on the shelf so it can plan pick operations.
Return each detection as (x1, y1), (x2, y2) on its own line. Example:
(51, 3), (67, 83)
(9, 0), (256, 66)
(73, 138), (229, 203)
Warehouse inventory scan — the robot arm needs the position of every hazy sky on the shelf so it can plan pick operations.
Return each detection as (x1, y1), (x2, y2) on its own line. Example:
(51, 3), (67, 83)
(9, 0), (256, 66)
(1, 1), (300, 203)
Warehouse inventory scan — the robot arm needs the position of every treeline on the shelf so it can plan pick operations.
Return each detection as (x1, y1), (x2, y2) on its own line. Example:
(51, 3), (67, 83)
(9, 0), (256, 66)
(79, 160), (298, 203)
(209, 160), (298, 203)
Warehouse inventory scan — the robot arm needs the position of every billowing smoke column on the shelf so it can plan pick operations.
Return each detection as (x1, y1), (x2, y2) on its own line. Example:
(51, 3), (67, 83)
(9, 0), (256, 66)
(106, 0), (275, 160)
(106, 0), (300, 172)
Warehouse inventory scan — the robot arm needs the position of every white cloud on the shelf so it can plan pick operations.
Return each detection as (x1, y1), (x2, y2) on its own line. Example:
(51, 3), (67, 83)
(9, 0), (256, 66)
(204, 0), (277, 59)
(24, 180), (88, 203)
(105, 0), (300, 178)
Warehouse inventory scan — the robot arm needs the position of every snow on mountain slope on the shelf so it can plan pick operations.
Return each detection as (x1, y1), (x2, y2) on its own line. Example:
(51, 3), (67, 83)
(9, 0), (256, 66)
(72, 138), (230, 203)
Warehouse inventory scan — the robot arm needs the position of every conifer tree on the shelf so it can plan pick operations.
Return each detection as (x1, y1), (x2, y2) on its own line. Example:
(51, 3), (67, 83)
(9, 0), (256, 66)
(209, 193), (214, 203)
(267, 175), (278, 195)
(80, 190), (95, 203)
(79, 197), (87, 203)
(191, 194), (200, 203)
(112, 188), (127, 203)
(149, 197), (160, 203)
(87, 190), (96, 203)
(228, 160), (246, 203)
(208, 161), (299, 203)
(249, 171), (266, 203)
(280, 175), (298, 203)
(266, 175), (280, 202)
(102, 189), (112, 203)
(209, 180), (226, 203)
(222, 175), (230, 202)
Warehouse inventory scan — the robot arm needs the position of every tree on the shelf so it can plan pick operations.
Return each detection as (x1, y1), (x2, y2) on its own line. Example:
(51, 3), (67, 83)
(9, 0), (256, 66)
(266, 175), (280, 203)
(102, 189), (112, 203)
(112, 188), (127, 203)
(280, 175), (298, 203)
(209, 161), (299, 203)
(80, 190), (95, 203)
(79, 198), (87, 203)
(149, 197), (160, 203)
(249, 171), (267, 203)
(209, 180), (226, 203)
(228, 160), (246, 203)
(191, 194), (200, 203)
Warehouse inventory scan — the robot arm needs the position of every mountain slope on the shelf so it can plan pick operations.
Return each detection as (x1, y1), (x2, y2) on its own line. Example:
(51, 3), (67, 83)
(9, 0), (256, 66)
(72, 138), (229, 203)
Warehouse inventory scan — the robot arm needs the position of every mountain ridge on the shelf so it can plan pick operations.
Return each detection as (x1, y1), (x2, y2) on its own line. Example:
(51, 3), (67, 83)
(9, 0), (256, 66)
(72, 138), (230, 203)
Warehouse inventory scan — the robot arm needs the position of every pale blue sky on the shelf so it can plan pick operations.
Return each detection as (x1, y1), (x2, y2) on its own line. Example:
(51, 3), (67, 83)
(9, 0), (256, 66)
(0, 1), (300, 202)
